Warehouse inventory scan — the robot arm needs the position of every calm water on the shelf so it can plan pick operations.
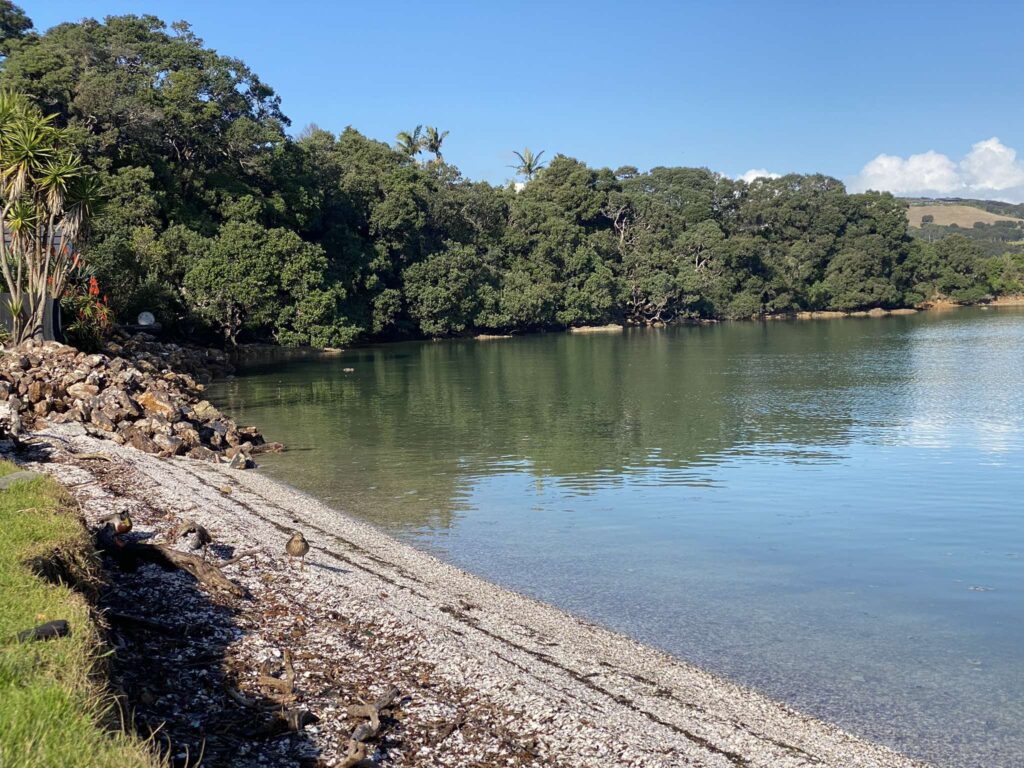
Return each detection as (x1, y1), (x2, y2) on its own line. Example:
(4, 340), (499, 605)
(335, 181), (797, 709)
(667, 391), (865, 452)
(210, 308), (1024, 768)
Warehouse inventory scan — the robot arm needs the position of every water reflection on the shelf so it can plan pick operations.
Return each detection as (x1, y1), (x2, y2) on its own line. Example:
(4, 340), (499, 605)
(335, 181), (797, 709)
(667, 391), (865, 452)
(211, 308), (1024, 768)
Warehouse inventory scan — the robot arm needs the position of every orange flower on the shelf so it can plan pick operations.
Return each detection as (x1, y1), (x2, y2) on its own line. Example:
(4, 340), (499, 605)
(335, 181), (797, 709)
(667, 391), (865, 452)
(88, 276), (100, 297)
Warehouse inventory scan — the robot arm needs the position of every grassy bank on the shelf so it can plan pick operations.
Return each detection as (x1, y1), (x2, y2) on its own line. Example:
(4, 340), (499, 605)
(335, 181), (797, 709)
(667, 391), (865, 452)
(0, 461), (156, 768)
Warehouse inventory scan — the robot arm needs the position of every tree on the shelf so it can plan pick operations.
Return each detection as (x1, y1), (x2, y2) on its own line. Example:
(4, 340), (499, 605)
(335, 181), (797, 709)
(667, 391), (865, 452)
(403, 242), (489, 335)
(395, 125), (424, 159)
(423, 126), (449, 163)
(0, 7), (1006, 348)
(181, 219), (337, 345)
(511, 148), (546, 181)
(0, 91), (101, 343)
(0, 1), (30, 57)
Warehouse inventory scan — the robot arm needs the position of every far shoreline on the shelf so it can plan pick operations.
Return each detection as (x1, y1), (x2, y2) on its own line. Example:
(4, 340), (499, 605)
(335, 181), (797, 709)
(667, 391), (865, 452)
(226, 296), (1024, 363)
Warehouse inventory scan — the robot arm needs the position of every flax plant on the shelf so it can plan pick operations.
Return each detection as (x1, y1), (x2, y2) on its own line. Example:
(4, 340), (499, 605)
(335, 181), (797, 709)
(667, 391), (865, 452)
(0, 91), (101, 343)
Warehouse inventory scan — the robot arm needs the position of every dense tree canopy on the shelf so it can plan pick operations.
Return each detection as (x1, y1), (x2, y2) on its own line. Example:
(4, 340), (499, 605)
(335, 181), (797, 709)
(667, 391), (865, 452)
(0, 7), (1006, 346)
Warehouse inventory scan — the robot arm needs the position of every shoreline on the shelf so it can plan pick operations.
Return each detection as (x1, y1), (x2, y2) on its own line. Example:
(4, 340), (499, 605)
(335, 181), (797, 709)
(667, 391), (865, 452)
(27, 425), (928, 767)
(232, 297), (1024, 359)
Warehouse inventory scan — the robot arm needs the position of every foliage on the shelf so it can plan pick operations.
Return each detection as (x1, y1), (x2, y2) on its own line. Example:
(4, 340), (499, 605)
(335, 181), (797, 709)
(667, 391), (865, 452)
(61, 273), (113, 351)
(395, 125), (424, 159)
(423, 126), (448, 164)
(985, 252), (1024, 295)
(0, 6), (1007, 348)
(510, 148), (546, 181)
(0, 0), (31, 56)
(0, 90), (101, 343)
(180, 218), (341, 346)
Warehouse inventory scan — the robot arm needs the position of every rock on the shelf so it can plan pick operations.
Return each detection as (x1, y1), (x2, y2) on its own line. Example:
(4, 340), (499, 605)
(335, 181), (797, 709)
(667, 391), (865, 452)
(90, 409), (116, 432)
(112, 388), (140, 418)
(237, 425), (264, 445)
(153, 433), (184, 455)
(191, 400), (222, 422)
(172, 421), (202, 448)
(225, 442), (254, 459)
(67, 382), (100, 400)
(250, 441), (285, 455)
(0, 333), (268, 461)
(123, 427), (161, 454)
(187, 446), (222, 463)
(228, 451), (251, 470)
(136, 390), (179, 419)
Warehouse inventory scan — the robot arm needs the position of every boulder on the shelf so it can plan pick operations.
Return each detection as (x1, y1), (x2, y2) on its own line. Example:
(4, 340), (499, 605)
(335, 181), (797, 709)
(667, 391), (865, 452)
(250, 441), (285, 455)
(191, 400), (222, 422)
(67, 382), (100, 400)
(187, 445), (222, 463)
(153, 433), (184, 455)
(123, 427), (161, 454)
(90, 409), (116, 432)
(228, 451), (252, 470)
(136, 390), (179, 419)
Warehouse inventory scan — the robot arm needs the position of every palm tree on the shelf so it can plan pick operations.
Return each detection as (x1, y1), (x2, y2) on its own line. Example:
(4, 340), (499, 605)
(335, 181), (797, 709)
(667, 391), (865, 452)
(423, 126), (449, 164)
(510, 148), (546, 181)
(0, 91), (101, 343)
(395, 125), (424, 159)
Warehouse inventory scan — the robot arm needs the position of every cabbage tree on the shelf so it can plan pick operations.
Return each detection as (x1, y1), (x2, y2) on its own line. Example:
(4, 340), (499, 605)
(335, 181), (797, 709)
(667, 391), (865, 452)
(0, 91), (101, 343)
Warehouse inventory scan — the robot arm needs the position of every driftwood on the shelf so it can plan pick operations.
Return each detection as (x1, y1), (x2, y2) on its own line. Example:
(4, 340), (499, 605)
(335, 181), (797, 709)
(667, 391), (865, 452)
(225, 685), (264, 710)
(339, 740), (370, 768)
(340, 686), (402, 766)
(147, 544), (245, 596)
(228, 650), (317, 738)
(257, 649), (296, 696)
(227, 681), (317, 737)
(218, 548), (260, 569)
(74, 452), (115, 462)
(97, 529), (245, 597)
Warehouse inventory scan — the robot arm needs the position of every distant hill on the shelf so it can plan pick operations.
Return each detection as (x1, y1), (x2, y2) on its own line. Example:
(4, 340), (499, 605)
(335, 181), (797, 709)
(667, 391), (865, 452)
(900, 197), (1024, 255)
(904, 202), (1024, 229)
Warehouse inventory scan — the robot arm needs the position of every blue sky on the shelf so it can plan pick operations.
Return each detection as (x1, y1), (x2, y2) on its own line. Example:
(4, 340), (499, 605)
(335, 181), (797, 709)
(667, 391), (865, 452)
(24, 1), (1024, 199)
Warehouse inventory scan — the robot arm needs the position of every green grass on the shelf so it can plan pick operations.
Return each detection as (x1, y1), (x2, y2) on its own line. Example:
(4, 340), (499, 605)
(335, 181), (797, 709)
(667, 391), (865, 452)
(0, 461), (157, 768)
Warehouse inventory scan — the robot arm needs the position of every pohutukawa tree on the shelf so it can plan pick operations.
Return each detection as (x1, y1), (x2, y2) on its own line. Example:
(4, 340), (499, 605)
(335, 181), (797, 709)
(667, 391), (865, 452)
(0, 91), (101, 343)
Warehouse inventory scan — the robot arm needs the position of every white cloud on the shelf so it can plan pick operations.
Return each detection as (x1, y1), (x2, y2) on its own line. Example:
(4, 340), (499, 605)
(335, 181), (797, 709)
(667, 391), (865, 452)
(849, 137), (1024, 202)
(960, 138), (1024, 191)
(739, 168), (781, 183)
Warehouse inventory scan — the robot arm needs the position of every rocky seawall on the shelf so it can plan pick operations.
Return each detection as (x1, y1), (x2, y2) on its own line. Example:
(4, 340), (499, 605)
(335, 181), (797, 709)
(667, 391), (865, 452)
(0, 333), (280, 468)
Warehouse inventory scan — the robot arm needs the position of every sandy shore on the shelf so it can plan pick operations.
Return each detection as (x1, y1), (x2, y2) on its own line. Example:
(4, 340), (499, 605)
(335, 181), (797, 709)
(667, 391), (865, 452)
(26, 425), (927, 768)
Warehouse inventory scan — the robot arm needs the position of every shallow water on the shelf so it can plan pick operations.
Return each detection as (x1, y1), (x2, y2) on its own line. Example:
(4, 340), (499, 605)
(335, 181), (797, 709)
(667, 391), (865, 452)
(209, 308), (1024, 768)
